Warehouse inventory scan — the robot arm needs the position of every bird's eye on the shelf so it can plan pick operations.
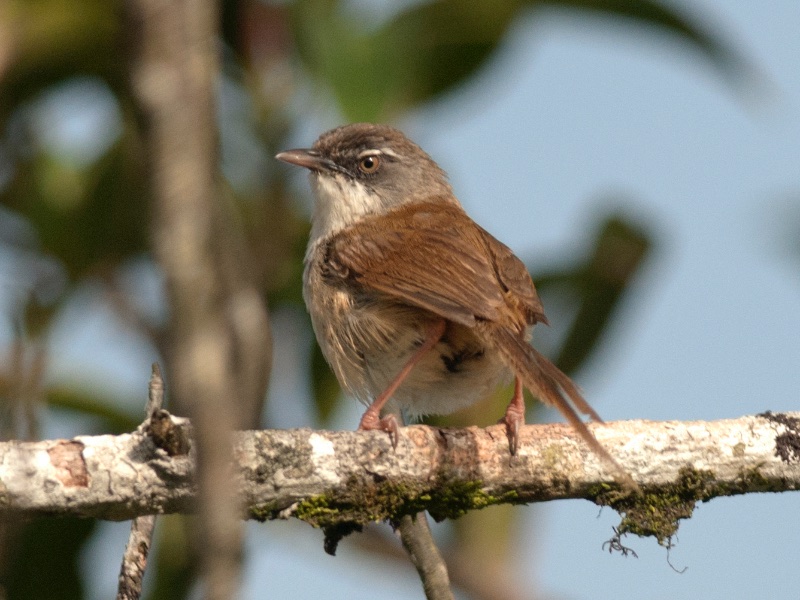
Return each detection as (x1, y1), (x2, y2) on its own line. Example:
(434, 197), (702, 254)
(358, 155), (381, 174)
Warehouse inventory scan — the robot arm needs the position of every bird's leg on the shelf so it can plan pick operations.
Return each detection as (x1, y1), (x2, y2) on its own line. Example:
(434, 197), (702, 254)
(500, 376), (526, 455)
(358, 318), (446, 447)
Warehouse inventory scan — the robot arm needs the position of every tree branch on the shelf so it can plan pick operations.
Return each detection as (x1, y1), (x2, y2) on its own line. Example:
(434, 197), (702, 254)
(116, 364), (164, 600)
(2, 413), (798, 544)
(396, 513), (455, 600)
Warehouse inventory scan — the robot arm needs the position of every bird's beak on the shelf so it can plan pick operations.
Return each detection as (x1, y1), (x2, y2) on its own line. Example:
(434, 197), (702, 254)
(275, 148), (334, 172)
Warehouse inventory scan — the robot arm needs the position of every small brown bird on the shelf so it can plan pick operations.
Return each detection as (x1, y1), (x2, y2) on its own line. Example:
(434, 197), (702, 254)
(277, 123), (632, 485)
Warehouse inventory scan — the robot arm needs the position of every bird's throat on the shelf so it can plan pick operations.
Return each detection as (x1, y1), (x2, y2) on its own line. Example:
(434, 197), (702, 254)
(309, 173), (384, 243)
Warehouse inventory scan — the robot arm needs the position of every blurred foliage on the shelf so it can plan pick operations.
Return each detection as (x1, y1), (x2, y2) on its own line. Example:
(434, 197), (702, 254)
(290, 0), (750, 122)
(46, 385), (140, 433)
(147, 515), (195, 600)
(547, 214), (651, 376)
(0, 517), (96, 600)
(0, 0), (749, 598)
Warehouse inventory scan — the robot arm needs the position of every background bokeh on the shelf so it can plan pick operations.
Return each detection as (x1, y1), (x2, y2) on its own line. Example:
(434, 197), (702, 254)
(1, 1), (798, 599)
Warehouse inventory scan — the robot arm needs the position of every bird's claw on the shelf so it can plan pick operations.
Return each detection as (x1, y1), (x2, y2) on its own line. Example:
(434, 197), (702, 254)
(358, 411), (400, 449)
(499, 406), (525, 456)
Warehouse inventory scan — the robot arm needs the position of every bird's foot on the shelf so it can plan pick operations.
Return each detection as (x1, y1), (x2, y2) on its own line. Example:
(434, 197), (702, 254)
(498, 377), (526, 455)
(499, 402), (525, 456)
(358, 410), (400, 449)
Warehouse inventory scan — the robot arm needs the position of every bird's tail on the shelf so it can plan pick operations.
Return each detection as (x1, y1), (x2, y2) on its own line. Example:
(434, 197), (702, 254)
(486, 325), (637, 490)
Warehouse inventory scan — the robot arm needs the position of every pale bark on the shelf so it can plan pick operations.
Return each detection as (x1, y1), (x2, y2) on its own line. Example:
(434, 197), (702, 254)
(1, 413), (797, 528)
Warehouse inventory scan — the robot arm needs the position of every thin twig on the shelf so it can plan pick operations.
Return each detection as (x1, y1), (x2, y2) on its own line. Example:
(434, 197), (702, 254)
(144, 363), (164, 418)
(396, 513), (455, 600)
(116, 364), (164, 600)
(116, 515), (157, 600)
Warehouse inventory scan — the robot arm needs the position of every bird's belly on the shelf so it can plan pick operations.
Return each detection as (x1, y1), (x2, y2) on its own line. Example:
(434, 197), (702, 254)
(379, 334), (511, 418)
(306, 282), (508, 418)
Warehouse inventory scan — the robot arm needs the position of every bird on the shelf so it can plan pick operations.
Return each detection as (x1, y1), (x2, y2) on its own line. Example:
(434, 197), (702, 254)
(276, 123), (633, 487)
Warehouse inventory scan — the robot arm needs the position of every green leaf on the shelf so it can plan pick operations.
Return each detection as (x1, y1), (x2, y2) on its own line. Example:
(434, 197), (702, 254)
(374, 0), (520, 111)
(289, 1), (399, 121)
(550, 212), (651, 375)
(2, 517), (96, 600)
(290, 0), (521, 121)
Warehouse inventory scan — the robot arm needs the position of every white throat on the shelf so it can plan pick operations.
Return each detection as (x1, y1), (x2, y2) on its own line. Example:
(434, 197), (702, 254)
(307, 172), (384, 245)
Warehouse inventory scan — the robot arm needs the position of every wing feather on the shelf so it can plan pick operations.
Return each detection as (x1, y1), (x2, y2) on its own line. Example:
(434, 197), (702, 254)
(324, 200), (545, 330)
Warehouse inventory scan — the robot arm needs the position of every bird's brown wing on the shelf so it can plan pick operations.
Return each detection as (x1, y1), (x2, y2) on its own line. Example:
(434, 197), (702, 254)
(476, 222), (548, 327)
(324, 200), (541, 330)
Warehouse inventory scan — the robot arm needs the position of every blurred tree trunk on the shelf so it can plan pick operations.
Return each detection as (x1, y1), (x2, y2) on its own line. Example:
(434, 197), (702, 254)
(124, 0), (272, 597)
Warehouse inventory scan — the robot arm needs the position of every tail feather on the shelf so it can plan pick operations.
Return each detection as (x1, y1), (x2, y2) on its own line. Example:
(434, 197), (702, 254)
(486, 325), (636, 490)
(529, 346), (603, 423)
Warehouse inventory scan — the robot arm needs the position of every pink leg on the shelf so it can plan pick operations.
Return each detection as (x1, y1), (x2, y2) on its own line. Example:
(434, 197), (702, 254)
(500, 377), (526, 455)
(358, 319), (446, 447)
